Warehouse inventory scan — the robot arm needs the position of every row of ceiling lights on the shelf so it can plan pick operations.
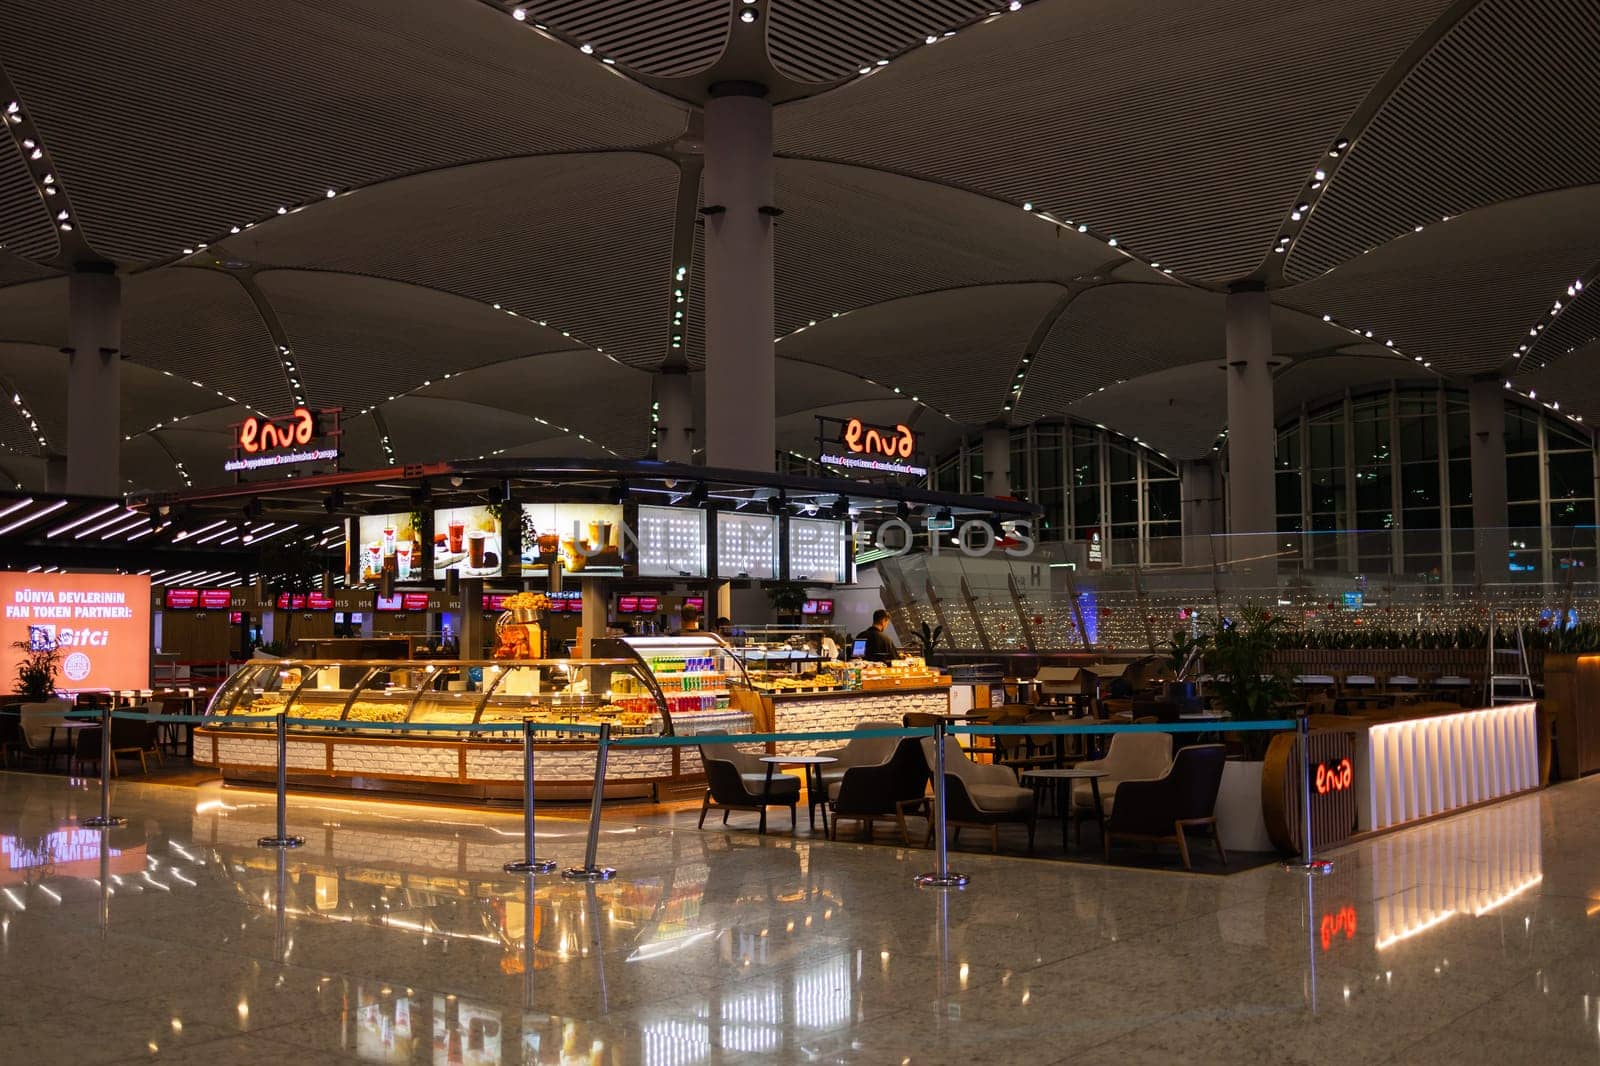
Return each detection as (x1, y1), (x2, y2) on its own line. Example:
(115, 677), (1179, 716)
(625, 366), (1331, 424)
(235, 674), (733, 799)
(1515, 273), (1590, 374)
(3, 100), (73, 236)
(853, 0), (1029, 77)
(1268, 135), (1352, 264)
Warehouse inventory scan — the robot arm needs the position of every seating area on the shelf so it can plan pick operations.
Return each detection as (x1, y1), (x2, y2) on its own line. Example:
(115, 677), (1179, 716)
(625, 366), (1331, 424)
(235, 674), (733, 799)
(1, 699), (173, 776)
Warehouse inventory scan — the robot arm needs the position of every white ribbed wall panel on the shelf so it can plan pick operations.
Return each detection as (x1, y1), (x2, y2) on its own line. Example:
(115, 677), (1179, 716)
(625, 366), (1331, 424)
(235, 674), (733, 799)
(1362, 703), (1538, 832)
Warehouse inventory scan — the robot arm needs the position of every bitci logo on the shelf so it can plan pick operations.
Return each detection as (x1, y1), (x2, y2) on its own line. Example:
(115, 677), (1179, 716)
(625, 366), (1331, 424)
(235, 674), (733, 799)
(62, 652), (91, 682)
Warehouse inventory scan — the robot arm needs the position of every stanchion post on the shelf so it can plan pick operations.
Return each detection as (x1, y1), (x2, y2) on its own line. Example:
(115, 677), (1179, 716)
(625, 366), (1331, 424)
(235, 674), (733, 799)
(916, 720), (968, 888)
(1283, 711), (1333, 875)
(505, 718), (556, 874)
(563, 722), (616, 881)
(83, 705), (126, 828)
(258, 711), (305, 849)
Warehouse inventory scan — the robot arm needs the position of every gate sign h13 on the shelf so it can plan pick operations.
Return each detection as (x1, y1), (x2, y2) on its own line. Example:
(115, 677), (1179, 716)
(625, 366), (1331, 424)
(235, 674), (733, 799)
(1, 573), (151, 690)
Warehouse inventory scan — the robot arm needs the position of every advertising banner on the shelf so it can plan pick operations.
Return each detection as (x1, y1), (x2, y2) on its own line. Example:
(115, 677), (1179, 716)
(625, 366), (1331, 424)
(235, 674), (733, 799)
(356, 511), (422, 583)
(433, 505), (503, 580)
(520, 503), (626, 577)
(0, 573), (151, 690)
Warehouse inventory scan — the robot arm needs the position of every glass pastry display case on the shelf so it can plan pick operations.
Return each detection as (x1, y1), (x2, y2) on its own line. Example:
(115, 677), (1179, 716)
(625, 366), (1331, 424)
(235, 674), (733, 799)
(193, 658), (721, 801)
(202, 658), (670, 738)
(589, 635), (756, 736)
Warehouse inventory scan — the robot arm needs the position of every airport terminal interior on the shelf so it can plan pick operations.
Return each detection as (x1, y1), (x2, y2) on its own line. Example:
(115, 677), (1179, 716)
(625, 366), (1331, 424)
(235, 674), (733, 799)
(1, 1), (1599, 1062)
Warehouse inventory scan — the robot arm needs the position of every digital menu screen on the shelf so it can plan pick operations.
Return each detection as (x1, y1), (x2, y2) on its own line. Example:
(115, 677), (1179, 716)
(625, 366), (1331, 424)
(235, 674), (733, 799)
(637, 595), (659, 613)
(375, 593), (403, 612)
(0, 573), (151, 691)
(636, 505), (707, 578)
(276, 592), (334, 611)
(716, 512), (779, 579)
(521, 503), (626, 577)
(788, 516), (849, 583)
(617, 596), (639, 614)
(201, 589), (232, 610)
(356, 511), (421, 583)
(164, 588), (198, 610)
(433, 504), (502, 580)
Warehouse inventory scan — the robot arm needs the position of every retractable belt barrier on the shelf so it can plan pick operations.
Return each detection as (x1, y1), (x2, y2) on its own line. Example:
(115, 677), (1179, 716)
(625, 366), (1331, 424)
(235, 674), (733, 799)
(58, 709), (1328, 886)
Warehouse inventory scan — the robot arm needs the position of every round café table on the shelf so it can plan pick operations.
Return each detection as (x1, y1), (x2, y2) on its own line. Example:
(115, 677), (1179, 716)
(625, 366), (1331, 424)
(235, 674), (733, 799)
(760, 755), (838, 835)
(1021, 766), (1109, 852)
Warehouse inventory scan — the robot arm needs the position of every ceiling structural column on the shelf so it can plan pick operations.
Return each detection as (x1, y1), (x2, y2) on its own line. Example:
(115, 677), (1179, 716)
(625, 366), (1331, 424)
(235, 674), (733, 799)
(702, 82), (775, 472)
(1224, 285), (1277, 592)
(652, 368), (694, 464)
(981, 425), (1011, 497)
(1180, 457), (1222, 569)
(1468, 377), (1509, 583)
(66, 266), (122, 498)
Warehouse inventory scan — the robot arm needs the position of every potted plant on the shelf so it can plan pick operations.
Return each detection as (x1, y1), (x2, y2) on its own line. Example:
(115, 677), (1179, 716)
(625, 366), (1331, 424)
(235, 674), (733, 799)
(766, 581), (808, 623)
(1194, 607), (1292, 853)
(11, 635), (60, 700)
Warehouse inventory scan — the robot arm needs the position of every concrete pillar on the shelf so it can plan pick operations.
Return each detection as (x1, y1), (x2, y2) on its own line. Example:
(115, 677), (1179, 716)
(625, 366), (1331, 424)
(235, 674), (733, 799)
(981, 426), (1011, 497)
(702, 84), (775, 472)
(1224, 287), (1277, 592)
(653, 369), (694, 464)
(67, 268), (121, 497)
(1179, 457), (1221, 568)
(1468, 378), (1509, 582)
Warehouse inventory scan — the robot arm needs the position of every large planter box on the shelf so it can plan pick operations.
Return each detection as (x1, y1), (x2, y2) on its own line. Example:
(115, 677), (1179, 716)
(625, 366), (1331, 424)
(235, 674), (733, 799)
(1216, 759), (1276, 854)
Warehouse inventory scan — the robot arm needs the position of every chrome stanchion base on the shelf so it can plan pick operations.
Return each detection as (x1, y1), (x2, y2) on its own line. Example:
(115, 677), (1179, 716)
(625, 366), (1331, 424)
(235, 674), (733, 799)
(1283, 859), (1334, 876)
(258, 836), (306, 849)
(505, 858), (557, 874)
(561, 866), (616, 882)
(83, 816), (126, 828)
(914, 871), (969, 889)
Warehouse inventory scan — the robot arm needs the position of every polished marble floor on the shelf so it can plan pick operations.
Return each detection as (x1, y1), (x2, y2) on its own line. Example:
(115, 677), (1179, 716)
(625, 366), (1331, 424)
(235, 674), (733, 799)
(0, 770), (1597, 1065)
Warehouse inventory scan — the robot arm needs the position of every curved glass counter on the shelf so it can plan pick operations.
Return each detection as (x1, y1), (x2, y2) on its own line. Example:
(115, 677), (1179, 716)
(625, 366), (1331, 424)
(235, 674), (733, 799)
(203, 658), (673, 739)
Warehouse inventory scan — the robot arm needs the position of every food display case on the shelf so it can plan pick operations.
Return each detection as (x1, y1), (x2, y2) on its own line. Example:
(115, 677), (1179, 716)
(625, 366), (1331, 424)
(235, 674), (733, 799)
(589, 635), (756, 737)
(191, 658), (714, 801)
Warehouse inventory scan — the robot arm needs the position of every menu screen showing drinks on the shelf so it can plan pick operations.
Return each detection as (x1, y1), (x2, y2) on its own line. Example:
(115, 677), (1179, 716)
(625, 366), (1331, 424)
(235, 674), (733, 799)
(433, 505), (502, 579)
(521, 503), (626, 577)
(788, 517), (848, 583)
(716, 512), (779, 579)
(357, 511), (420, 583)
(636, 505), (707, 578)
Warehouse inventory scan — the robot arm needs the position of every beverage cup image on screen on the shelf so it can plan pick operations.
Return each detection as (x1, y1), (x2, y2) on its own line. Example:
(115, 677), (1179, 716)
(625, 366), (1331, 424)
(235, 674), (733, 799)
(357, 511), (419, 583)
(520, 503), (625, 576)
(434, 505), (502, 578)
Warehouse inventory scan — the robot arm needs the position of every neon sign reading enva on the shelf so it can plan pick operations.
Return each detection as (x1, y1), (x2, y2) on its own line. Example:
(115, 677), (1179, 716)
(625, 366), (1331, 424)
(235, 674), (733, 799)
(817, 415), (928, 477)
(1315, 757), (1354, 795)
(226, 406), (341, 474)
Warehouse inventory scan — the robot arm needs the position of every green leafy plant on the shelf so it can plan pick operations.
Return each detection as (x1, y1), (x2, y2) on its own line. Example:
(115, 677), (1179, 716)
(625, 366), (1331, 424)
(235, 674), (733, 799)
(1194, 608), (1293, 759)
(766, 581), (808, 619)
(915, 621), (944, 656)
(11, 635), (60, 700)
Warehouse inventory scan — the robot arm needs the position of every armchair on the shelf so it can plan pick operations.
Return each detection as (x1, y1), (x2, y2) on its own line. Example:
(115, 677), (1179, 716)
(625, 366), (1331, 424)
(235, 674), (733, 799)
(1103, 744), (1228, 870)
(1070, 731), (1172, 842)
(816, 720), (900, 790)
(827, 737), (930, 843)
(920, 735), (1035, 854)
(697, 743), (800, 834)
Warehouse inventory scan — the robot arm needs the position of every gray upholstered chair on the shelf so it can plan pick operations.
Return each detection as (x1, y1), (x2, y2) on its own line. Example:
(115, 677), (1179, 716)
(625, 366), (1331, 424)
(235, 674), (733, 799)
(697, 743), (800, 834)
(827, 737), (929, 843)
(1103, 744), (1228, 869)
(919, 735), (1035, 854)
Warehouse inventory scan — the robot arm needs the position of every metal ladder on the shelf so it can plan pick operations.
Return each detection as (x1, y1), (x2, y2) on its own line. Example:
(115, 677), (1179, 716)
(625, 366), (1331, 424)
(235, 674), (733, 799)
(1485, 610), (1535, 705)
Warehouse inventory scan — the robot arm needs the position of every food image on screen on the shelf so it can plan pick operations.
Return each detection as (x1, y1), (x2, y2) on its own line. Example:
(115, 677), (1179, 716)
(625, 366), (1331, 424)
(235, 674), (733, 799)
(433, 505), (503, 580)
(357, 511), (422, 583)
(520, 503), (625, 577)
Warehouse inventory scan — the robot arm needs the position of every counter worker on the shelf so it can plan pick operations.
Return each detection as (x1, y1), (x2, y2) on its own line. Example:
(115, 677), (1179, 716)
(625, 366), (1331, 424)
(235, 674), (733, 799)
(855, 610), (898, 663)
(672, 604), (702, 636)
(819, 630), (840, 661)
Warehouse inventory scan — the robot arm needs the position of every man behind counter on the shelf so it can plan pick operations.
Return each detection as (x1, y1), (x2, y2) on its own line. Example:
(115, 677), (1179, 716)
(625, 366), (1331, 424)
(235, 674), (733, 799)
(855, 609), (898, 663)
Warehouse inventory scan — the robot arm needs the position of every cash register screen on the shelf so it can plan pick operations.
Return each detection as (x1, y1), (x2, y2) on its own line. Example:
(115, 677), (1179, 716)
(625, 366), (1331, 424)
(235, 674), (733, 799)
(851, 639), (867, 659)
